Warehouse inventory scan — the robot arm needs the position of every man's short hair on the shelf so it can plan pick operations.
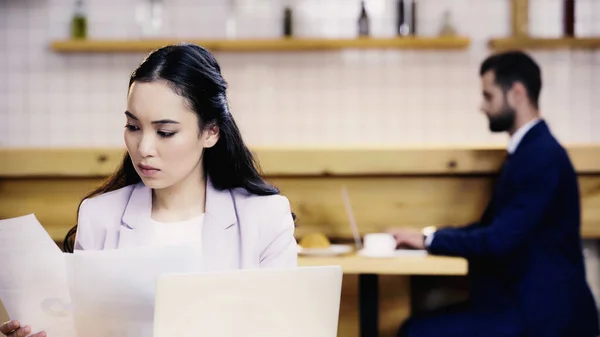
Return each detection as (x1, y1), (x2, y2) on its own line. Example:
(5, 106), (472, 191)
(480, 50), (542, 108)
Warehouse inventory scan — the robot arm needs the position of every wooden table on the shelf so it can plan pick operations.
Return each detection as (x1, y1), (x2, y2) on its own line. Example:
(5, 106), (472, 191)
(299, 254), (468, 337)
(299, 254), (467, 275)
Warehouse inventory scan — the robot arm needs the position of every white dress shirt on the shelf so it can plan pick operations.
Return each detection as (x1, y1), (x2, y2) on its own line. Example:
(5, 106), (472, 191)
(507, 118), (540, 154)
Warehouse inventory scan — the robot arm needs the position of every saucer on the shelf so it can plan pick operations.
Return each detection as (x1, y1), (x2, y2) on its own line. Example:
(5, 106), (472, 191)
(358, 248), (428, 258)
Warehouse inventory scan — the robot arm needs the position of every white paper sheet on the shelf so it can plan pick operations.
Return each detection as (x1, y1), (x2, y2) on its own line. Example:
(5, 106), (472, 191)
(0, 214), (76, 337)
(0, 214), (204, 337)
(69, 245), (203, 337)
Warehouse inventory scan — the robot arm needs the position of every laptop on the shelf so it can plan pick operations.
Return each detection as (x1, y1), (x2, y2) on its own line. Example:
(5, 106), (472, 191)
(153, 266), (343, 337)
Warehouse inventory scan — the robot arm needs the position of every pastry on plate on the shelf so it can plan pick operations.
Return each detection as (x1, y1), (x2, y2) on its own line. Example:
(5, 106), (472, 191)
(299, 232), (331, 249)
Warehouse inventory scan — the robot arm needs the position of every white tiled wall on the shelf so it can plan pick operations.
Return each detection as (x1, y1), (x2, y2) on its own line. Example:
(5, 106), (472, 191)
(0, 0), (599, 148)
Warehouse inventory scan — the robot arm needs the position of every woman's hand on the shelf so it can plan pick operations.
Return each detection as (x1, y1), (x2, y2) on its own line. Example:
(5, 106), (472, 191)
(0, 320), (46, 337)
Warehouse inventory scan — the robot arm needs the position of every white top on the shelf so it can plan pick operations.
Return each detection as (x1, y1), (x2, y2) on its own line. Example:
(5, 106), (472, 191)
(507, 118), (541, 154)
(151, 214), (205, 247)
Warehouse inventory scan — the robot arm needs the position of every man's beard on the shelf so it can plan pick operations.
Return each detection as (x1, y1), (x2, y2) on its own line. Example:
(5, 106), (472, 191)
(488, 103), (516, 132)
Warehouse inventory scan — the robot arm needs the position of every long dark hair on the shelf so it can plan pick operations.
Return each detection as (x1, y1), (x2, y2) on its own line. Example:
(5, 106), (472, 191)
(63, 43), (291, 252)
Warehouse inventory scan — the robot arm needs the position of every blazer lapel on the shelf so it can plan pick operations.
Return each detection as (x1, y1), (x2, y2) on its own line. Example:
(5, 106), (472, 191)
(512, 119), (548, 157)
(202, 176), (239, 270)
(118, 183), (155, 249)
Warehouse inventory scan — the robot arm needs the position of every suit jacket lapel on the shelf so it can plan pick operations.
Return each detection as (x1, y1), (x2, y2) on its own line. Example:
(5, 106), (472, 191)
(202, 176), (239, 270)
(512, 119), (548, 157)
(204, 176), (237, 230)
(119, 183), (154, 249)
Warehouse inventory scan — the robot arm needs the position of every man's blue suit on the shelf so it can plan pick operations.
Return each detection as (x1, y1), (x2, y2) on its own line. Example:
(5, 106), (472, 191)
(401, 120), (599, 337)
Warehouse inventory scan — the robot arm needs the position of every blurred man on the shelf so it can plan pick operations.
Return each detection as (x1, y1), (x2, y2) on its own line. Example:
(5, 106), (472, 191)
(390, 51), (599, 337)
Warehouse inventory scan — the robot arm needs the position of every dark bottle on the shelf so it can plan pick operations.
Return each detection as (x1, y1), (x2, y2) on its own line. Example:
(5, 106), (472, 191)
(410, 0), (417, 35)
(397, 0), (406, 36)
(396, 0), (417, 36)
(283, 6), (293, 37)
(358, 0), (369, 37)
(563, 0), (575, 37)
(71, 0), (87, 39)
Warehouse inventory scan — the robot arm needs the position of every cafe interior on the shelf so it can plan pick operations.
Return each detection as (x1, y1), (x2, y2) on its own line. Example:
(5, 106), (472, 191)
(1, 0), (600, 336)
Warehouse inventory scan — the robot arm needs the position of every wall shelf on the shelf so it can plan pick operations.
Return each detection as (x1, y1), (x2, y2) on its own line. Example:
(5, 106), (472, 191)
(49, 36), (471, 53)
(489, 37), (600, 50)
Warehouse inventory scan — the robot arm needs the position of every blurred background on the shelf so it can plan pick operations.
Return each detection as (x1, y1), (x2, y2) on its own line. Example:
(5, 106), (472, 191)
(1, 0), (599, 147)
(1, 0), (599, 336)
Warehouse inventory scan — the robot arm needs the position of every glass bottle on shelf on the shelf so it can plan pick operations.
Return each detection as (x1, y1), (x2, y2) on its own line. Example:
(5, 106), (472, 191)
(357, 0), (369, 37)
(135, 0), (164, 38)
(225, 0), (237, 39)
(283, 5), (293, 37)
(438, 10), (457, 37)
(70, 0), (87, 40)
(563, 0), (575, 37)
(410, 0), (417, 36)
(397, 0), (417, 37)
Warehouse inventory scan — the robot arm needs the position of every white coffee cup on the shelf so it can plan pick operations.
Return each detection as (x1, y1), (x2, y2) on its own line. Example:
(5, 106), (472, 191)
(362, 233), (397, 255)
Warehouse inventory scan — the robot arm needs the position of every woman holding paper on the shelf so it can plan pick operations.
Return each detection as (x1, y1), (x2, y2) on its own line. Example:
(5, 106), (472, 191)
(1, 43), (297, 337)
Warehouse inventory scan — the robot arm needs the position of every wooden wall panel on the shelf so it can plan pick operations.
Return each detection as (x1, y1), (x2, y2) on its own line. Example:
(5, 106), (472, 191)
(2, 175), (600, 241)
(319, 275), (410, 337)
(336, 275), (360, 337)
(275, 176), (494, 238)
(2, 145), (600, 177)
(0, 178), (103, 241)
(379, 276), (411, 336)
(2, 146), (600, 240)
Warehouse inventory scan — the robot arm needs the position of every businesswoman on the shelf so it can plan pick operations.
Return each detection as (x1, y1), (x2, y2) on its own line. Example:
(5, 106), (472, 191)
(1, 43), (297, 337)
